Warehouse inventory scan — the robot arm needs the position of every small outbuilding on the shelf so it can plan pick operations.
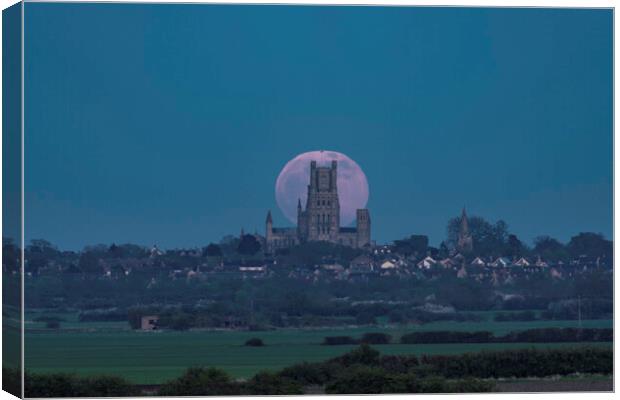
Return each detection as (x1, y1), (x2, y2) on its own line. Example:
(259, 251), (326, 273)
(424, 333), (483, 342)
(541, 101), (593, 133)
(141, 315), (159, 330)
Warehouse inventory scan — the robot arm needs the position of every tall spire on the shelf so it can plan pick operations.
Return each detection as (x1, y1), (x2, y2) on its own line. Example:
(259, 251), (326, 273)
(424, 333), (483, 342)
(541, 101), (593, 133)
(460, 207), (469, 235)
(266, 210), (272, 224)
(457, 207), (473, 253)
(297, 198), (302, 211)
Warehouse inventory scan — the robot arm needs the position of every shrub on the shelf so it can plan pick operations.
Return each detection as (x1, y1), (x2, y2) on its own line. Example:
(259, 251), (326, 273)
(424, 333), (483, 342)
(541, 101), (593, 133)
(360, 332), (392, 345)
(24, 372), (138, 397)
(325, 369), (494, 394)
(325, 365), (405, 394)
(46, 320), (61, 329)
(322, 336), (357, 345)
(498, 328), (613, 343)
(278, 362), (339, 386)
(3, 368), (21, 397)
(158, 367), (240, 396)
(242, 371), (303, 395)
(330, 344), (381, 367)
(244, 338), (264, 347)
(79, 376), (139, 397)
(401, 331), (493, 344)
(420, 347), (612, 378)
(25, 372), (82, 397)
(378, 355), (419, 374)
(445, 377), (496, 393)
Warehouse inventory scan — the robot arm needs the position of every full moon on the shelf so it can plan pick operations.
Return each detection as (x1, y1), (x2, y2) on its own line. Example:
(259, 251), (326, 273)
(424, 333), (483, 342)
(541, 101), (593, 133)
(275, 150), (369, 226)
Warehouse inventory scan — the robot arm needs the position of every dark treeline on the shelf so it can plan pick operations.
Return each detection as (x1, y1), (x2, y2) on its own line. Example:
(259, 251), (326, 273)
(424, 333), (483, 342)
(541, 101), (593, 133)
(20, 269), (613, 331)
(7, 345), (611, 396)
(321, 328), (613, 345)
(399, 328), (613, 344)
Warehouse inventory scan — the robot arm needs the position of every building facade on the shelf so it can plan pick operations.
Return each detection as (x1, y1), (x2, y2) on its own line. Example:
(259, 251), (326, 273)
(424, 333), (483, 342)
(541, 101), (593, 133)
(266, 160), (371, 252)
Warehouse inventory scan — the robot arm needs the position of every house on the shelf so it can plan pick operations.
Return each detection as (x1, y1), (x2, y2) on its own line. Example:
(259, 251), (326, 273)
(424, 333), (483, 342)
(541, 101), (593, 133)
(513, 257), (531, 267)
(490, 257), (511, 268)
(380, 260), (396, 269)
(321, 262), (344, 272)
(470, 257), (486, 267)
(141, 315), (159, 330)
(534, 257), (549, 268)
(239, 266), (266, 273)
(417, 256), (437, 269)
(438, 258), (455, 268)
(150, 245), (164, 257)
(374, 245), (393, 255)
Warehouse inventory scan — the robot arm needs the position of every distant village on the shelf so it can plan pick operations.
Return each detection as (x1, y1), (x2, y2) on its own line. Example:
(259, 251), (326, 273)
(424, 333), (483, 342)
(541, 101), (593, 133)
(8, 207), (612, 286)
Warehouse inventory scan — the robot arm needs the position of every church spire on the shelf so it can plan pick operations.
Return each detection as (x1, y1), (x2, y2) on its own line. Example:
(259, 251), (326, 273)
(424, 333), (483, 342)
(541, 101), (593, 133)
(457, 207), (473, 253)
(460, 207), (469, 235)
(266, 210), (272, 224)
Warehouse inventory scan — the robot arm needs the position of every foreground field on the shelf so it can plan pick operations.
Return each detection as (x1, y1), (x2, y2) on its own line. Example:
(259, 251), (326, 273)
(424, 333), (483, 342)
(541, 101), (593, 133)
(24, 317), (612, 384)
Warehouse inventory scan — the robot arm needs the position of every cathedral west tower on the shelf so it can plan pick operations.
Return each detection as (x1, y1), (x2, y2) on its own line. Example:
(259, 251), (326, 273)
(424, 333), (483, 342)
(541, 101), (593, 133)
(266, 160), (371, 252)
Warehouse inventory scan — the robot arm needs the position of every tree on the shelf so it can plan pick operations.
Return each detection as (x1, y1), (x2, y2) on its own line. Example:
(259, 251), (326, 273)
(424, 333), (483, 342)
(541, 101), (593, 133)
(237, 235), (261, 256)
(26, 239), (60, 273)
(25, 373), (137, 397)
(325, 365), (405, 394)
(393, 235), (428, 257)
(204, 243), (223, 258)
(244, 338), (264, 347)
(219, 235), (241, 257)
(360, 333), (392, 345)
(438, 241), (450, 259)
(567, 232), (612, 260)
(243, 372), (302, 395)
(158, 367), (240, 396)
(505, 234), (528, 258)
(533, 236), (568, 262)
(332, 344), (381, 367)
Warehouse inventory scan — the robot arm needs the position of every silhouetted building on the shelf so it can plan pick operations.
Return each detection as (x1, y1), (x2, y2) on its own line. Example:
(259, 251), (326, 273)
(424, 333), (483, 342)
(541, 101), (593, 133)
(457, 207), (473, 253)
(266, 160), (371, 252)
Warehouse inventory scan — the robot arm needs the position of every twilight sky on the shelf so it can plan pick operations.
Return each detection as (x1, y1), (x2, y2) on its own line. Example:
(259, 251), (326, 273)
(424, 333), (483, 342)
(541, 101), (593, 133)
(24, 4), (612, 250)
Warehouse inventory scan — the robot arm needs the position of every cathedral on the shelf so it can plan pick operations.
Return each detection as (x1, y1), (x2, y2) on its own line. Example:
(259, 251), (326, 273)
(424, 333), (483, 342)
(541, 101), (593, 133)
(265, 160), (371, 252)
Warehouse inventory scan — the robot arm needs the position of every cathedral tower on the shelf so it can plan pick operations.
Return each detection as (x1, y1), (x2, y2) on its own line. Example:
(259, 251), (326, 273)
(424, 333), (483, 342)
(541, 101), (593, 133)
(266, 159), (371, 251)
(356, 209), (371, 247)
(305, 160), (340, 241)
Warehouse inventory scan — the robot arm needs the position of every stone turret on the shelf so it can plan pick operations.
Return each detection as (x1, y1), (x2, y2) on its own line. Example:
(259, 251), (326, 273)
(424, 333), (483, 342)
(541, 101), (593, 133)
(265, 211), (273, 246)
(356, 209), (371, 247)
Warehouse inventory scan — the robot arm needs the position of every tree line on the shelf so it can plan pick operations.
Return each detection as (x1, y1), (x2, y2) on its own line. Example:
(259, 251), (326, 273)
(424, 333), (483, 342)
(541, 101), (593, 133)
(8, 344), (612, 396)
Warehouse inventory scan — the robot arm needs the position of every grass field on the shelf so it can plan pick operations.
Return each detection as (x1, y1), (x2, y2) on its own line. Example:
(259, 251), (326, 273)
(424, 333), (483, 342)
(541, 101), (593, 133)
(23, 315), (613, 384)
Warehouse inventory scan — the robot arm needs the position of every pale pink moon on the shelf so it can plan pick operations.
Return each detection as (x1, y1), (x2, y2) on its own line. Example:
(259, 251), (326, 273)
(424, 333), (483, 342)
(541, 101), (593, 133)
(275, 150), (369, 226)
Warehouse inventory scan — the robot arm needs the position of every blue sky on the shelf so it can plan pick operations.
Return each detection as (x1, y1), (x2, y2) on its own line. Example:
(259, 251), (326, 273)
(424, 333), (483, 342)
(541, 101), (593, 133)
(24, 4), (612, 250)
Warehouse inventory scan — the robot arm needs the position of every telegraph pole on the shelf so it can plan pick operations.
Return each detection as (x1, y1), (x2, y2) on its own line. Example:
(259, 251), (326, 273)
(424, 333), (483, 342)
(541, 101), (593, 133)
(577, 295), (582, 329)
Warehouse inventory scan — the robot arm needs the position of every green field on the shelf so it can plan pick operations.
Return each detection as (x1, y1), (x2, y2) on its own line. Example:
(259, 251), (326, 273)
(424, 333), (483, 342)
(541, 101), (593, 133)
(23, 315), (613, 384)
